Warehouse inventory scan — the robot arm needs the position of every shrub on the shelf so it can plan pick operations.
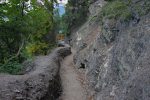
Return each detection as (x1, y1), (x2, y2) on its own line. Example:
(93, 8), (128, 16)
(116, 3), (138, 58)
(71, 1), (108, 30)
(25, 42), (49, 57)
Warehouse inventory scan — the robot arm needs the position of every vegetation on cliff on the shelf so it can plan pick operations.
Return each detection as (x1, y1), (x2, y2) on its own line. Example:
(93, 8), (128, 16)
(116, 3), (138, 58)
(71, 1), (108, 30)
(99, 0), (150, 44)
(101, 0), (132, 21)
(101, 0), (150, 21)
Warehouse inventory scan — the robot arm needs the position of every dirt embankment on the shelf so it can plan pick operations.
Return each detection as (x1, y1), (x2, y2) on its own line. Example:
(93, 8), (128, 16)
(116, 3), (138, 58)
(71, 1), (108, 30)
(0, 47), (71, 100)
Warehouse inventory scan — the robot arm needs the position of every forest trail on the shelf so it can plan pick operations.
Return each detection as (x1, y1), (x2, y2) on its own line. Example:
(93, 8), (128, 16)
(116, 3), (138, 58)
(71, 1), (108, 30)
(58, 49), (87, 100)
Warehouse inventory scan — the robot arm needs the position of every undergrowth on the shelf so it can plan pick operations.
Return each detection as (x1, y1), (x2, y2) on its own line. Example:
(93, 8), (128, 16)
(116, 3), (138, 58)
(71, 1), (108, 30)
(0, 61), (22, 75)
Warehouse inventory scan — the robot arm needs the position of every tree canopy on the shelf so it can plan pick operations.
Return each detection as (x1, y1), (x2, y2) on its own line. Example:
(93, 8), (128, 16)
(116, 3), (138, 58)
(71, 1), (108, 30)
(0, 0), (57, 74)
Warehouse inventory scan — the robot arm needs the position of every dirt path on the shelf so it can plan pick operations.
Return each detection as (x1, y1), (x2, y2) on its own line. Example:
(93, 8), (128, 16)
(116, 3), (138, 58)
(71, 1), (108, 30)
(59, 49), (87, 100)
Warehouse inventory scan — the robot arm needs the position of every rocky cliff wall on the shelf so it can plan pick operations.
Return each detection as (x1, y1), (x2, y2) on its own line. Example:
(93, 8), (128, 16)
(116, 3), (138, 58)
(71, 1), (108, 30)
(71, 0), (150, 100)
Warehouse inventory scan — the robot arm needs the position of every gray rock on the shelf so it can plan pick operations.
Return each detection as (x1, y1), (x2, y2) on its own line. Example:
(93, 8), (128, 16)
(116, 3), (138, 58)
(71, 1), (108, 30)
(71, 0), (150, 99)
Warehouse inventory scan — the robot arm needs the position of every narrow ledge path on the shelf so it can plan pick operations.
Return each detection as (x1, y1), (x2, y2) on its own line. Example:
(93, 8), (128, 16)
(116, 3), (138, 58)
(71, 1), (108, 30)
(58, 49), (87, 100)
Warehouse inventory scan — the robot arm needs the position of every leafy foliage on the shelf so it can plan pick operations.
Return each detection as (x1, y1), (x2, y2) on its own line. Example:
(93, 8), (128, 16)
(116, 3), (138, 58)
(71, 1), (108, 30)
(0, 0), (56, 74)
(61, 0), (91, 36)
(25, 42), (49, 57)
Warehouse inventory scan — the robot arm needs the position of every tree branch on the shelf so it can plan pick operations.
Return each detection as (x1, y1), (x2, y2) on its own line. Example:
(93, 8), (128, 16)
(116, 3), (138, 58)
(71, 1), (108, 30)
(5, 39), (24, 64)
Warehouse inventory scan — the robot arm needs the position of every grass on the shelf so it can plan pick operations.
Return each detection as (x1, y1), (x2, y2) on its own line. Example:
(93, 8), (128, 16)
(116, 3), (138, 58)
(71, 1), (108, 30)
(101, 0), (150, 21)
(133, 0), (150, 16)
(101, 0), (132, 21)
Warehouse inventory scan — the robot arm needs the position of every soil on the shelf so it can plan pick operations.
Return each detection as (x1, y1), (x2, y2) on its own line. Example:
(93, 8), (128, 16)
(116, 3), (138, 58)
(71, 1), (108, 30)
(58, 49), (87, 100)
(0, 46), (88, 100)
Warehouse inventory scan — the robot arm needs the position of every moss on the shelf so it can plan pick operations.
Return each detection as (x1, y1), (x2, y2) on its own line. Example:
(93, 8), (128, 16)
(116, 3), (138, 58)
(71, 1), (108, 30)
(101, 0), (132, 21)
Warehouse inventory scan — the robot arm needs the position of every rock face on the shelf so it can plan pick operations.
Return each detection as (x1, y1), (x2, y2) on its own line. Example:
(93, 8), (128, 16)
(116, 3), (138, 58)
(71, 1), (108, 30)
(71, 0), (150, 100)
(0, 47), (71, 100)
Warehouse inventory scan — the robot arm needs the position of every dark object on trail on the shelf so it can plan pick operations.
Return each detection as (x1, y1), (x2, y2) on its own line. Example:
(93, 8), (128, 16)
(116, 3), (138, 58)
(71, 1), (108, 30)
(79, 63), (86, 69)
(58, 40), (65, 47)
(68, 39), (72, 45)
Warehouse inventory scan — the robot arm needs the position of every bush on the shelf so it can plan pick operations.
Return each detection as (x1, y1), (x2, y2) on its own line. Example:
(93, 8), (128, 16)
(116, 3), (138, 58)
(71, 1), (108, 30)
(25, 42), (49, 57)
